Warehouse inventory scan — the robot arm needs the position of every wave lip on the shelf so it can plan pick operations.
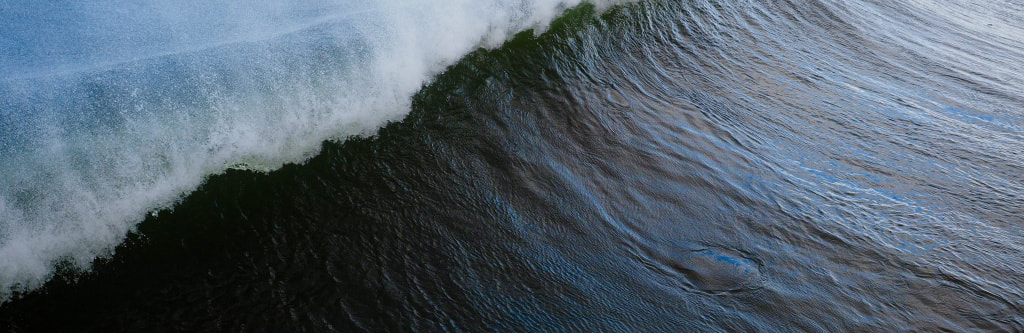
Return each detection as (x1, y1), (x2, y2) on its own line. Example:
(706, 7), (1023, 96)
(0, 0), (632, 302)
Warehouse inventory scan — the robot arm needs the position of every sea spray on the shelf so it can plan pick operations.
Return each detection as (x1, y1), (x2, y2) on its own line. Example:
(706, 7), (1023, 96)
(0, 0), (631, 302)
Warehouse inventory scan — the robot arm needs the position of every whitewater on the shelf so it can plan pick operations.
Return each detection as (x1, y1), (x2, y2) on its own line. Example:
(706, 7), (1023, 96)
(0, 0), (631, 301)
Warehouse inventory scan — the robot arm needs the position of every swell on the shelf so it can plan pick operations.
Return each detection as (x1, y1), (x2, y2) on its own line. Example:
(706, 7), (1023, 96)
(0, 0), (1022, 330)
(0, 0), (633, 302)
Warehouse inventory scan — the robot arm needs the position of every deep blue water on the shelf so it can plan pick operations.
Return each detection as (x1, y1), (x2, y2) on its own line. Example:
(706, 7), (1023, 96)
(2, 0), (1023, 331)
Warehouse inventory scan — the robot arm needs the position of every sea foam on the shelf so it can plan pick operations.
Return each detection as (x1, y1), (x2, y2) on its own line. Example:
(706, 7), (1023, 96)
(0, 0), (629, 302)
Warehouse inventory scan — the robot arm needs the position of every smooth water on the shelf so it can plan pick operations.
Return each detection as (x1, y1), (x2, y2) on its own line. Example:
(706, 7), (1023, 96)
(2, 0), (1023, 331)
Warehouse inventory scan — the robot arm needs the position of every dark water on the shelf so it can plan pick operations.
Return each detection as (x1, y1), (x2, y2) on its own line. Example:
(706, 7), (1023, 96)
(3, 0), (1024, 331)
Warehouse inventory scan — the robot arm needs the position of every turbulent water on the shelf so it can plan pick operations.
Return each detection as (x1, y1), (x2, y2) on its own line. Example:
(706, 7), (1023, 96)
(2, 0), (1023, 331)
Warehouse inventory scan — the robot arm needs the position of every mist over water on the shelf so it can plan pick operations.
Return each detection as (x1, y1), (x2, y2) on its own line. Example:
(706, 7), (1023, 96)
(2, 0), (1024, 331)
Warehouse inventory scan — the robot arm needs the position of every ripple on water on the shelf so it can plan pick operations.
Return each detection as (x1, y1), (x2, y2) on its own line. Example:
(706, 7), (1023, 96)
(641, 244), (764, 294)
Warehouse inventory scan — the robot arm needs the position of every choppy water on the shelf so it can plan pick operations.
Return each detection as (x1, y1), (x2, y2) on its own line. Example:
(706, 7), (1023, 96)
(2, 0), (1023, 331)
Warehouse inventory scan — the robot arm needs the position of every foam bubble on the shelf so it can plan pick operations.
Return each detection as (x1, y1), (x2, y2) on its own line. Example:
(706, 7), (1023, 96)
(0, 0), (633, 302)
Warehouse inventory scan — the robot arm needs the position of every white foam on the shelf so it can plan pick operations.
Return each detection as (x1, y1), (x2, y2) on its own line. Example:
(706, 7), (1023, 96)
(0, 0), (632, 302)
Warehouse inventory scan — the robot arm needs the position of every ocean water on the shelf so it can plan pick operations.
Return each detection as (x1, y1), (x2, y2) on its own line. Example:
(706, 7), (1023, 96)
(2, 0), (1023, 331)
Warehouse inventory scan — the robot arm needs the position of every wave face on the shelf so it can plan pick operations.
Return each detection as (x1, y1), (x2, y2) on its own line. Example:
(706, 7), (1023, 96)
(0, 0), (629, 300)
(2, 0), (1024, 331)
